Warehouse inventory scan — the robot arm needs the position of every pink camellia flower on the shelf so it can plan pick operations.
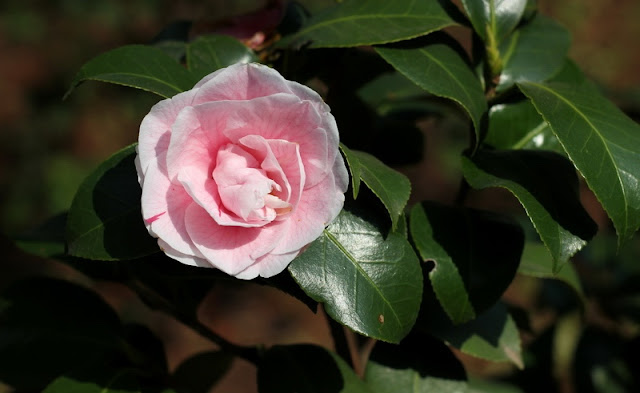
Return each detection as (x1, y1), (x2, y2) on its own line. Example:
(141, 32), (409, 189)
(136, 63), (348, 279)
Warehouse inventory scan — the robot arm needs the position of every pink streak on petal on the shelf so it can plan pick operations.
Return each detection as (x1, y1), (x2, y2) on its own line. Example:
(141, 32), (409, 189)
(145, 212), (166, 225)
(184, 203), (287, 275)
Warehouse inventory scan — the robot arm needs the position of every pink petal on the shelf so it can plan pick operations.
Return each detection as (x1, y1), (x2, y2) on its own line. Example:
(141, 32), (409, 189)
(270, 169), (345, 255)
(137, 89), (198, 181)
(157, 239), (211, 268)
(184, 203), (287, 275)
(140, 155), (204, 258)
(234, 249), (300, 279)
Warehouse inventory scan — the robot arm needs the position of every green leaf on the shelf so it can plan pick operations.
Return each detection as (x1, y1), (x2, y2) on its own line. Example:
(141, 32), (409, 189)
(186, 35), (258, 81)
(43, 368), (143, 393)
(340, 144), (411, 229)
(519, 81), (640, 246)
(171, 351), (233, 393)
(498, 16), (570, 91)
(289, 208), (422, 343)
(365, 334), (468, 393)
(357, 72), (427, 110)
(258, 344), (373, 393)
(423, 302), (523, 368)
(468, 378), (525, 393)
(66, 144), (159, 260)
(484, 100), (561, 152)
(462, 0), (527, 43)
(278, 0), (459, 48)
(518, 242), (585, 304)
(410, 202), (523, 321)
(66, 45), (197, 99)
(0, 278), (123, 390)
(376, 34), (487, 144)
(462, 150), (597, 267)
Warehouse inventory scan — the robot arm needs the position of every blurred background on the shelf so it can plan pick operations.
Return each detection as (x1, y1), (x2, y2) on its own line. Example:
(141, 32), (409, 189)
(1, 1), (639, 392)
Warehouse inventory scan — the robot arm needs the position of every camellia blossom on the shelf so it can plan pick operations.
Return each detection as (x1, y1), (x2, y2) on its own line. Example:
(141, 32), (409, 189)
(136, 63), (348, 279)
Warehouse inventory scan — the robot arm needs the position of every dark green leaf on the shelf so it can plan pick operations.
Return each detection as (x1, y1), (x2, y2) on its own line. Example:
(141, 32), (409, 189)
(498, 16), (569, 91)
(43, 368), (143, 393)
(518, 242), (585, 303)
(462, 150), (597, 266)
(171, 351), (233, 393)
(484, 99), (561, 152)
(468, 378), (525, 393)
(340, 144), (411, 229)
(14, 212), (67, 258)
(66, 45), (197, 98)
(423, 302), (523, 367)
(258, 344), (372, 393)
(519, 81), (640, 246)
(289, 208), (422, 343)
(410, 202), (523, 321)
(0, 278), (123, 390)
(186, 35), (258, 80)
(365, 334), (467, 393)
(66, 144), (159, 260)
(278, 0), (458, 48)
(462, 0), (527, 43)
(154, 40), (187, 62)
(357, 72), (427, 110)
(376, 34), (487, 143)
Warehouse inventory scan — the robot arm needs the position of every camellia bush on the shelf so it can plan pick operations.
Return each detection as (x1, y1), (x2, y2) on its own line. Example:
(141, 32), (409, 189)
(4, 0), (640, 392)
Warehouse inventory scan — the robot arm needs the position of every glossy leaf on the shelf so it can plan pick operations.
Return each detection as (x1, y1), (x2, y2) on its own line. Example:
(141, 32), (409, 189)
(462, 150), (597, 266)
(289, 209), (422, 343)
(278, 0), (459, 48)
(424, 302), (523, 367)
(66, 144), (159, 260)
(186, 35), (258, 80)
(258, 344), (373, 393)
(66, 45), (197, 99)
(519, 81), (640, 246)
(518, 242), (585, 303)
(497, 16), (569, 91)
(462, 0), (527, 43)
(365, 334), (468, 393)
(484, 100), (561, 152)
(376, 34), (487, 142)
(171, 351), (233, 393)
(0, 278), (123, 390)
(410, 202), (523, 321)
(340, 144), (411, 229)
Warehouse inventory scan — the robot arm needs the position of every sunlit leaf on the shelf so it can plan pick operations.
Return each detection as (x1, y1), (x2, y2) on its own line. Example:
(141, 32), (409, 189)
(289, 209), (422, 343)
(186, 35), (258, 80)
(340, 144), (411, 229)
(66, 45), (197, 98)
(376, 34), (487, 144)
(66, 144), (159, 260)
(462, 0), (527, 43)
(278, 0), (459, 48)
(519, 81), (640, 246)
(462, 150), (597, 266)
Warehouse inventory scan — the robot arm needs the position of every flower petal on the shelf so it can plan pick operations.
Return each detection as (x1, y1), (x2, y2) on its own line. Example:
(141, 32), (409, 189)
(234, 249), (300, 279)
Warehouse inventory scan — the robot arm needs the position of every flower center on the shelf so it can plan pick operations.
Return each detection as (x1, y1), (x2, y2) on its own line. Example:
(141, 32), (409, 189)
(212, 143), (291, 223)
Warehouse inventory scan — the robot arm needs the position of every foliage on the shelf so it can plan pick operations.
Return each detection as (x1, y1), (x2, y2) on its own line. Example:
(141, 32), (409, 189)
(5, 0), (640, 392)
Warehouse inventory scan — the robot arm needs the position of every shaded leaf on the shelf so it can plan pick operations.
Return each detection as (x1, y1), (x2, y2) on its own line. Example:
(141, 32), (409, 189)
(0, 278), (123, 390)
(186, 35), (258, 80)
(365, 333), (468, 393)
(43, 368), (143, 393)
(498, 16), (569, 91)
(289, 208), (422, 343)
(462, 0), (527, 43)
(357, 72), (427, 110)
(278, 0), (459, 48)
(519, 81), (640, 246)
(484, 100), (561, 152)
(376, 34), (487, 143)
(66, 144), (159, 260)
(340, 144), (411, 229)
(423, 302), (523, 368)
(468, 378), (525, 393)
(258, 344), (372, 393)
(171, 351), (233, 393)
(462, 150), (597, 266)
(14, 212), (67, 258)
(518, 242), (585, 304)
(66, 45), (197, 99)
(410, 202), (523, 322)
